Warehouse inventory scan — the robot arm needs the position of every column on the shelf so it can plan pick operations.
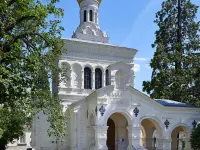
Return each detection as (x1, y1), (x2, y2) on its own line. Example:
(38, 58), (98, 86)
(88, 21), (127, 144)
(162, 138), (171, 150)
(92, 71), (95, 90)
(131, 126), (141, 149)
(102, 69), (106, 87)
(185, 131), (192, 150)
(68, 69), (72, 87)
(96, 12), (99, 24)
(157, 138), (164, 150)
(80, 9), (83, 24)
(87, 9), (90, 22)
(81, 69), (84, 89)
(126, 126), (133, 150)
(94, 126), (108, 150)
(95, 12), (98, 24)
(93, 10), (95, 23)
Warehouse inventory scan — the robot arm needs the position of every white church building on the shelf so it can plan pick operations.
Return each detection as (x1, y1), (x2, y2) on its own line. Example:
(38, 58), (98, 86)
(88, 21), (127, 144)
(30, 0), (200, 150)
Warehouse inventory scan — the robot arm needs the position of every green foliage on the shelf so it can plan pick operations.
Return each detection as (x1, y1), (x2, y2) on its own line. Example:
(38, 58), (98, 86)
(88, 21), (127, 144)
(143, 0), (200, 106)
(190, 124), (200, 150)
(0, 0), (65, 148)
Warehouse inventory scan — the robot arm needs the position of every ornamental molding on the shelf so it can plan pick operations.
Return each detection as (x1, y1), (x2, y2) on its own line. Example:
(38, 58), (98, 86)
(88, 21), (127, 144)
(108, 98), (131, 105)
(72, 22), (109, 43)
(97, 98), (107, 104)
(63, 39), (137, 59)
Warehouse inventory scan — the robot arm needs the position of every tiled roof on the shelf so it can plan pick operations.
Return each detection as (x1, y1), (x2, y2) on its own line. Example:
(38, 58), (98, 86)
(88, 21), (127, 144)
(155, 99), (197, 108)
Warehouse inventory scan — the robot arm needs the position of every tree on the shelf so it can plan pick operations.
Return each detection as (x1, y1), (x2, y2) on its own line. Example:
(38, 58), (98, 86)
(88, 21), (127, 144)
(0, 0), (65, 149)
(190, 124), (200, 150)
(143, 0), (200, 106)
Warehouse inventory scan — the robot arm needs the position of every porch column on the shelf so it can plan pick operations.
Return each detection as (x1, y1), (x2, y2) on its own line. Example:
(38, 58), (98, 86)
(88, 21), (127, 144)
(94, 126), (108, 150)
(185, 131), (192, 150)
(162, 138), (171, 150)
(156, 138), (164, 150)
(131, 126), (141, 149)
(126, 126), (133, 150)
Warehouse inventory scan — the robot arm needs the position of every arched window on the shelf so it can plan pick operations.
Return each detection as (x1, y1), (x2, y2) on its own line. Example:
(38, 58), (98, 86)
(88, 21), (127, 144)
(106, 69), (110, 86)
(95, 68), (102, 89)
(89, 10), (93, 22)
(84, 67), (92, 89)
(84, 10), (87, 22)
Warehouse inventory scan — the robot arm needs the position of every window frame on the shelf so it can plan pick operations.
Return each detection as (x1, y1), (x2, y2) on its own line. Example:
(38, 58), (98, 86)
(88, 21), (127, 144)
(84, 10), (87, 22)
(89, 10), (93, 22)
(95, 68), (102, 89)
(84, 67), (92, 89)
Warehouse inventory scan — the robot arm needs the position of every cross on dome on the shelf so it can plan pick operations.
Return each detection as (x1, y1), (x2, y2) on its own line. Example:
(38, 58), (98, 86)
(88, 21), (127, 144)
(72, 0), (109, 43)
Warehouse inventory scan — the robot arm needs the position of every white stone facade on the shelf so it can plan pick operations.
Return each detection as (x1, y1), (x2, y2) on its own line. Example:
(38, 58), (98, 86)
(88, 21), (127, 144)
(31, 0), (200, 150)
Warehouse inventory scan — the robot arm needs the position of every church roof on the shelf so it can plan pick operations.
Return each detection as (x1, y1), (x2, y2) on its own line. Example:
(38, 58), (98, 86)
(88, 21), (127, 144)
(77, 0), (101, 5)
(155, 99), (197, 108)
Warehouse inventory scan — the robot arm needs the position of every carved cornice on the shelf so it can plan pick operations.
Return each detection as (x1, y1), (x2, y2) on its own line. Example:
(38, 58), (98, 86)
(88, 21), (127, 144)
(72, 22), (109, 43)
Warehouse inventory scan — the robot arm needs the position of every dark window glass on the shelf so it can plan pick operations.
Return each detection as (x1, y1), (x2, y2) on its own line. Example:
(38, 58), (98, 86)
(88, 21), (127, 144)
(95, 68), (102, 89)
(84, 10), (87, 22)
(84, 67), (92, 89)
(106, 69), (110, 86)
(89, 10), (93, 22)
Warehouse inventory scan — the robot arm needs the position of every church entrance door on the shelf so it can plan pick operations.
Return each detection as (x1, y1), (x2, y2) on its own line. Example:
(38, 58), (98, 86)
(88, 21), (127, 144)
(107, 118), (115, 150)
(107, 113), (129, 150)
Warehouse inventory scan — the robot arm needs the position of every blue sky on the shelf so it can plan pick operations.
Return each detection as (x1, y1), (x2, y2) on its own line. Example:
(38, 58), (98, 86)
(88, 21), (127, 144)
(57, 0), (200, 93)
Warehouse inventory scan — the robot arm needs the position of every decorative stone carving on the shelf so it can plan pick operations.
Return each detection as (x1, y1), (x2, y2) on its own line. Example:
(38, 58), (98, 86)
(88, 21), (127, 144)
(133, 107), (139, 117)
(99, 106), (105, 116)
(164, 119), (170, 129)
(97, 98), (107, 104)
(72, 22), (109, 43)
(192, 120), (197, 128)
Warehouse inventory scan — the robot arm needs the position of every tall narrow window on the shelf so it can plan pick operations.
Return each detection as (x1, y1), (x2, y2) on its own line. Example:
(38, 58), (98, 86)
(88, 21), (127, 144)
(19, 134), (26, 143)
(89, 10), (93, 22)
(106, 69), (110, 86)
(95, 68), (102, 89)
(84, 10), (87, 22)
(84, 67), (92, 89)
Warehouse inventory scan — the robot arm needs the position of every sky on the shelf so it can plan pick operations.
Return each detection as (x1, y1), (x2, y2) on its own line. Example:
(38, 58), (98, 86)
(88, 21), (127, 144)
(56, 0), (200, 93)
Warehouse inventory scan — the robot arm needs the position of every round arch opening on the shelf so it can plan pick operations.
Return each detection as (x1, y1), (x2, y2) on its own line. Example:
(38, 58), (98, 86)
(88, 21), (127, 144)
(171, 126), (189, 150)
(106, 113), (129, 150)
(140, 118), (163, 150)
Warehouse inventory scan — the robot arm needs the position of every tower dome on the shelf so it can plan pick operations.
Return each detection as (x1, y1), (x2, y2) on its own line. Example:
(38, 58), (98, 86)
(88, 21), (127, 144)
(77, 0), (102, 5)
(72, 0), (109, 43)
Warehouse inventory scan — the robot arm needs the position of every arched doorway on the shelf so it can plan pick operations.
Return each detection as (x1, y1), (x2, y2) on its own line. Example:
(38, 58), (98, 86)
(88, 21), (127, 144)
(171, 126), (189, 150)
(106, 113), (129, 150)
(140, 118), (163, 150)
(107, 118), (115, 150)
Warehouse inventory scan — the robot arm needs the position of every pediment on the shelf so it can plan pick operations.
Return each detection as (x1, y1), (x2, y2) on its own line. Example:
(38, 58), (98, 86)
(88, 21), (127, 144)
(108, 61), (132, 70)
(86, 85), (163, 110)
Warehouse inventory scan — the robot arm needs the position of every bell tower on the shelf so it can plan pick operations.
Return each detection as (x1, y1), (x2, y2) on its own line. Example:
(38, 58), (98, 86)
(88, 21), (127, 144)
(72, 0), (109, 43)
